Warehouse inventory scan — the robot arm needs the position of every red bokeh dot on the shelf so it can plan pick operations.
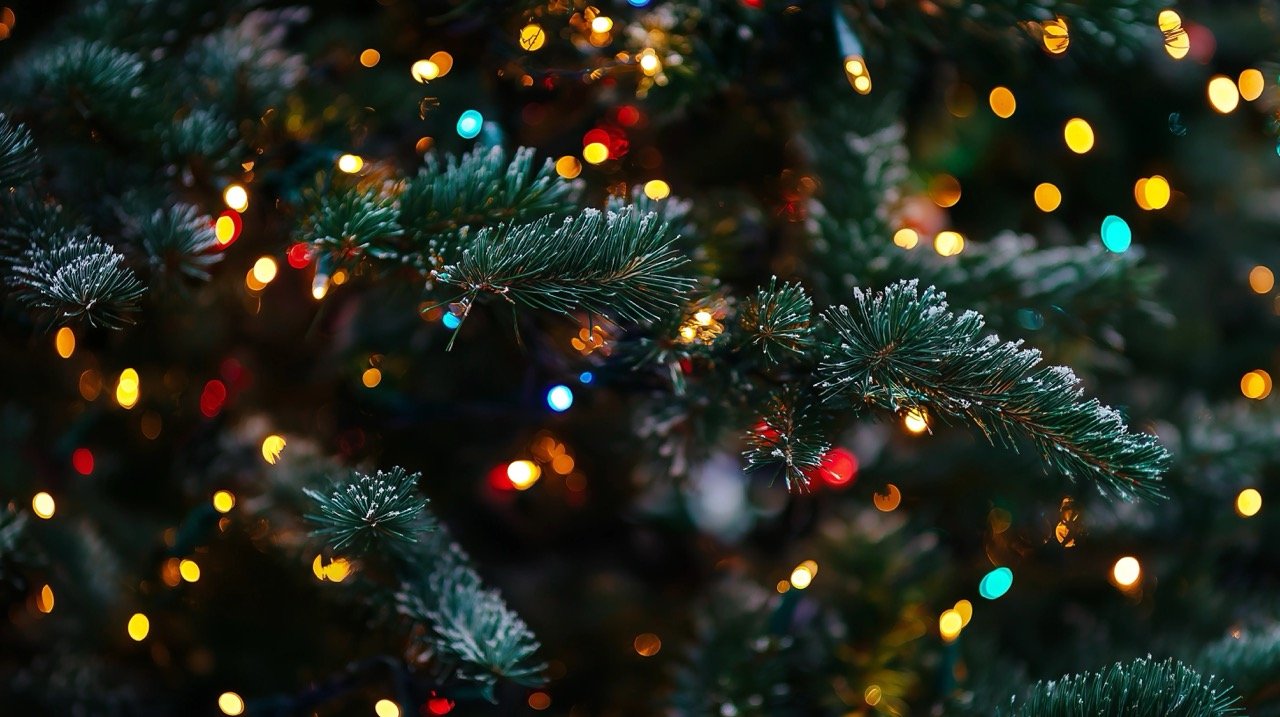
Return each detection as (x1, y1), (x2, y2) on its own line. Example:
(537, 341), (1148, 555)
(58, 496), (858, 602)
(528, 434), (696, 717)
(616, 105), (641, 127)
(810, 447), (858, 488)
(72, 448), (94, 476)
(200, 380), (228, 418)
(424, 696), (455, 715)
(286, 242), (311, 269)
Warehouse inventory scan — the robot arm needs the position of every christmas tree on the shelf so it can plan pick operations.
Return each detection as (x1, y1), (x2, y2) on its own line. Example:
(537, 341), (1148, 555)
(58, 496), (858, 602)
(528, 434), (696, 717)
(2, 0), (1279, 714)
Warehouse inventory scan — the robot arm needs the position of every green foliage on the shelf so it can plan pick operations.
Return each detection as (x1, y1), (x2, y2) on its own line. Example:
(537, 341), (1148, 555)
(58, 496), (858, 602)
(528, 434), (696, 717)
(0, 116), (39, 187)
(8, 236), (146, 327)
(299, 184), (404, 269)
(998, 657), (1241, 716)
(1199, 626), (1280, 715)
(304, 467), (433, 555)
(16, 40), (145, 122)
(399, 145), (582, 258)
(817, 280), (1168, 500)
(736, 278), (815, 363)
(183, 8), (308, 112)
(435, 207), (695, 325)
(133, 203), (222, 282)
(158, 108), (240, 172)
(742, 393), (829, 490)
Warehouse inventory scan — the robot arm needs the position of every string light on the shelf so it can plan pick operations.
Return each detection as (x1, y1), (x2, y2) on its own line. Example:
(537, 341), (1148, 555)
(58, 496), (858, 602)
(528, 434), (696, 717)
(261, 434), (286, 464)
(374, 699), (401, 717)
(1100, 215), (1132, 253)
(1236, 488), (1262, 517)
(583, 142), (609, 164)
(1238, 69), (1265, 102)
(1240, 370), (1272, 399)
(179, 559), (201, 583)
(1207, 76), (1240, 114)
(251, 257), (278, 286)
(116, 368), (140, 409)
(1063, 118), (1094, 154)
(643, 180), (670, 200)
(634, 632), (662, 656)
(789, 560), (818, 589)
(456, 110), (483, 139)
(843, 55), (871, 95)
(32, 492), (55, 519)
(55, 327), (75, 358)
(506, 460), (541, 490)
(892, 228), (919, 249)
(903, 407), (929, 433)
(1158, 10), (1189, 59)
(1112, 556), (1141, 587)
(1248, 266), (1274, 294)
(359, 49), (380, 67)
(36, 584), (54, 613)
(72, 447), (94, 476)
(1040, 17), (1069, 54)
(212, 490), (235, 513)
(1034, 182), (1062, 212)
(555, 156), (582, 179)
(546, 385), (574, 412)
(939, 609), (963, 642)
(1135, 176), (1171, 211)
(988, 86), (1016, 118)
(127, 612), (150, 641)
(637, 49), (661, 76)
(519, 23), (546, 52)
(411, 60), (440, 82)
(979, 567), (1013, 599)
(215, 211), (241, 246)
(590, 16), (613, 34)
(934, 231), (965, 257)
(223, 184), (248, 212)
(337, 154), (364, 173)
(218, 692), (246, 716)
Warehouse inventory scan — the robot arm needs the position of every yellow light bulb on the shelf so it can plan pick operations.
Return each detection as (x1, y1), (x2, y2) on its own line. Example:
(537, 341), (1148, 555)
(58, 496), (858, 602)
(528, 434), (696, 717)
(1158, 10), (1189, 60)
(215, 215), (237, 244)
(1248, 266), (1275, 294)
(507, 460), (541, 490)
(934, 230), (965, 257)
(583, 142), (609, 165)
(1241, 370), (1272, 400)
(1143, 175), (1171, 210)
(590, 16), (613, 34)
(55, 326), (75, 359)
(638, 51), (661, 76)
(375, 699), (401, 717)
(179, 559), (201, 583)
(555, 155), (582, 179)
(1236, 488), (1262, 518)
(359, 49), (381, 68)
(643, 179), (670, 200)
(1208, 76), (1240, 114)
(988, 86), (1016, 118)
(261, 434), (286, 464)
(939, 609), (963, 641)
(1238, 69), (1265, 102)
(362, 367), (382, 388)
(1041, 17), (1070, 54)
(903, 408), (929, 434)
(218, 692), (246, 716)
(411, 60), (440, 82)
(954, 599), (973, 627)
(116, 368), (140, 409)
(251, 256), (278, 286)
(337, 154), (364, 173)
(1034, 183), (1062, 212)
(1112, 556), (1141, 587)
(223, 184), (248, 212)
(789, 560), (818, 589)
(36, 584), (54, 613)
(519, 23), (546, 52)
(127, 612), (150, 641)
(32, 491), (55, 519)
(892, 228), (919, 249)
(844, 55), (872, 95)
(212, 490), (236, 513)
(1063, 118), (1095, 154)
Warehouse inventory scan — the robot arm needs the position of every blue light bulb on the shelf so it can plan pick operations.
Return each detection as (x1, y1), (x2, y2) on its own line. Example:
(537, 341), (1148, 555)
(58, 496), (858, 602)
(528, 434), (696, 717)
(546, 385), (574, 412)
(456, 110), (483, 139)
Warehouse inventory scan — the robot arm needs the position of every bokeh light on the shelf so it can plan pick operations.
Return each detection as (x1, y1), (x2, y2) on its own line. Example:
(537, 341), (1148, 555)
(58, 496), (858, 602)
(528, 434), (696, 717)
(261, 434), (286, 464)
(1236, 488), (1262, 518)
(1034, 182), (1062, 212)
(127, 612), (150, 641)
(1249, 266), (1274, 294)
(1063, 118), (1094, 154)
(979, 567), (1013, 599)
(988, 86), (1016, 118)
(1240, 370), (1272, 400)
(546, 385), (574, 412)
(1207, 76), (1240, 114)
(218, 692), (245, 716)
(1100, 215), (1131, 253)
(892, 228), (919, 249)
(1112, 556), (1141, 587)
(55, 327), (75, 359)
(456, 110), (483, 139)
(32, 491), (55, 519)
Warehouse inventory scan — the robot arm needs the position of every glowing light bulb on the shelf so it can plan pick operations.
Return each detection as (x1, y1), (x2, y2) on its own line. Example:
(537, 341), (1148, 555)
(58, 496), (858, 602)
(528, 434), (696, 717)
(359, 49), (380, 67)
(506, 460), (541, 490)
(903, 407), (929, 433)
(1241, 370), (1272, 400)
(583, 142), (609, 164)
(337, 154), (364, 173)
(844, 55), (871, 95)
(934, 231), (965, 257)
(1100, 215), (1131, 253)
(32, 491), (55, 519)
(1141, 175), (1171, 210)
(375, 699), (401, 717)
(546, 385), (574, 411)
(939, 609), (963, 642)
(55, 327), (75, 358)
(643, 179), (670, 200)
(638, 51), (661, 76)
(127, 612), (150, 641)
(556, 156), (582, 179)
(223, 184), (248, 212)
(456, 109), (483, 139)
(179, 559), (201, 583)
(1040, 17), (1069, 54)
(116, 368), (140, 409)
(212, 490), (235, 513)
(36, 584), (54, 613)
(1249, 266), (1274, 294)
(633, 632), (662, 656)
(1239, 69), (1265, 102)
(215, 214), (239, 245)
(1158, 10), (1189, 59)
(362, 367), (382, 388)
(251, 256), (278, 285)
(789, 560), (818, 589)
(954, 599), (973, 627)
(411, 60), (440, 82)
(1236, 488), (1262, 517)
(1063, 118), (1094, 154)
(1034, 182), (1062, 212)
(590, 16), (613, 33)
(872, 483), (902, 511)
(1112, 556), (1141, 587)
(979, 566), (1013, 599)
(519, 23), (546, 51)
(218, 692), (246, 716)
(988, 86), (1016, 118)
(1208, 76), (1240, 114)
(261, 434), (286, 464)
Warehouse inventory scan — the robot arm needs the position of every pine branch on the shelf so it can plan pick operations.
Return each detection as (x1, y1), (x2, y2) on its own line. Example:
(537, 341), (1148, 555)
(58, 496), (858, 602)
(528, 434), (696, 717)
(159, 108), (240, 172)
(998, 657), (1241, 717)
(1199, 626), (1280, 713)
(133, 203), (223, 282)
(8, 235), (146, 328)
(304, 467), (433, 555)
(0, 115), (39, 187)
(735, 278), (815, 364)
(817, 280), (1168, 500)
(298, 184), (404, 267)
(742, 393), (829, 490)
(16, 40), (145, 121)
(399, 145), (582, 256)
(434, 207), (695, 325)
